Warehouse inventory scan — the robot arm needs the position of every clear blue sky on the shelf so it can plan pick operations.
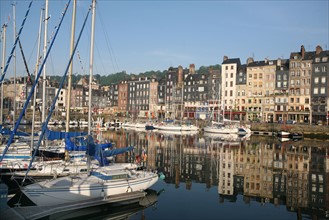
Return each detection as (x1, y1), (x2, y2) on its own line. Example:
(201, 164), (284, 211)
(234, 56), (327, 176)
(1, 0), (328, 78)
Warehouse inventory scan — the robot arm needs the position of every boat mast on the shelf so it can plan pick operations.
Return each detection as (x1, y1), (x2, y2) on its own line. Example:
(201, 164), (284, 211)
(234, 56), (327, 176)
(88, 0), (96, 135)
(42, 0), (49, 123)
(0, 24), (7, 125)
(87, 0), (96, 173)
(31, 7), (44, 149)
(66, 0), (76, 132)
(12, 2), (17, 126)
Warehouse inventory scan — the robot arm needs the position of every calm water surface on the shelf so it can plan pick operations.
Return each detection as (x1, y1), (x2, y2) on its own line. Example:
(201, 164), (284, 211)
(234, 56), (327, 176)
(95, 128), (329, 220)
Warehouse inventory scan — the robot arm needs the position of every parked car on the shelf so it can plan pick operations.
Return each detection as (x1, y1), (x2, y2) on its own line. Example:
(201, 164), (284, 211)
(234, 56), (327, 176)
(317, 120), (323, 126)
(286, 120), (297, 124)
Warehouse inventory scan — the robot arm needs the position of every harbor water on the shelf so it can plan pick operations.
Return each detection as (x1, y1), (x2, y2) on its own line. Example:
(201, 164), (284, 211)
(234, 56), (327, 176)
(3, 127), (329, 220)
(97, 128), (328, 220)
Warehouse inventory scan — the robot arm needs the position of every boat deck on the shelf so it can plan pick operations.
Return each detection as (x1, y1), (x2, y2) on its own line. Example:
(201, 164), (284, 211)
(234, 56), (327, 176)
(3, 191), (146, 220)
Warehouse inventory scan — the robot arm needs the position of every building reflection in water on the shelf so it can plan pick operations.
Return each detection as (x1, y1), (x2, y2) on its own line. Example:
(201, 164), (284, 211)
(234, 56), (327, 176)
(103, 129), (329, 219)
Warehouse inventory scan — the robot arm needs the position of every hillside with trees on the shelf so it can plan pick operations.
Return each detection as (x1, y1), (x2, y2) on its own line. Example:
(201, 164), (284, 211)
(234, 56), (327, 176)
(49, 64), (221, 86)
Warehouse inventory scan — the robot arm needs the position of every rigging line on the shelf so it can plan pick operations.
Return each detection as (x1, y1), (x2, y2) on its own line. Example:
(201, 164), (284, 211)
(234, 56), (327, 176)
(25, 31), (39, 70)
(23, 3), (91, 183)
(0, 0), (71, 163)
(98, 8), (119, 73)
(94, 41), (106, 75)
(18, 39), (31, 81)
(76, 50), (85, 74)
(0, 0), (33, 84)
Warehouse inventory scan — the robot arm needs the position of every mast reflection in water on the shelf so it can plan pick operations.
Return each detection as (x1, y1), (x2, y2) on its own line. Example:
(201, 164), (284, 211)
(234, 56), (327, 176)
(103, 128), (329, 220)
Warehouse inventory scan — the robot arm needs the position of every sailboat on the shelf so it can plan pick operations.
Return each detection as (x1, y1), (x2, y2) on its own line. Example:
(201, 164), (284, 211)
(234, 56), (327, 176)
(19, 135), (159, 207)
(203, 91), (238, 134)
(17, 0), (160, 207)
(155, 85), (199, 132)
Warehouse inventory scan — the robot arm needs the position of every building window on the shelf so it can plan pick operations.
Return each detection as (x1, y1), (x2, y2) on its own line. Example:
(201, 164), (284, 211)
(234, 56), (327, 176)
(314, 88), (318, 94)
(315, 77), (319, 84)
(320, 87), (325, 94)
(321, 76), (326, 83)
(322, 66), (327, 72)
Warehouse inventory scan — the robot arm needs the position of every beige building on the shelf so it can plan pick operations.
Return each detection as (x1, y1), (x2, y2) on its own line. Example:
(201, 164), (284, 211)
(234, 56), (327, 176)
(245, 58), (264, 121)
(149, 77), (158, 119)
(221, 56), (240, 116)
(289, 45), (313, 123)
(117, 80), (128, 116)
(262, 59), (276, 122)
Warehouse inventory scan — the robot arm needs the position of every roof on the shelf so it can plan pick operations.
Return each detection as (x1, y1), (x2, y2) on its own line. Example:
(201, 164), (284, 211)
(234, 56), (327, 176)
(290, 51), (315, 60)
(222, 58), (241, 65)
(247, 59), (277, 67)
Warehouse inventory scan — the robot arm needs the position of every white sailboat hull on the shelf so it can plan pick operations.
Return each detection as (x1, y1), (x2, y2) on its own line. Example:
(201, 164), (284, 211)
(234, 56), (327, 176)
(203, 125), (238, 134)
(22, 166), (159, 206)
(155, 124), (199, 131)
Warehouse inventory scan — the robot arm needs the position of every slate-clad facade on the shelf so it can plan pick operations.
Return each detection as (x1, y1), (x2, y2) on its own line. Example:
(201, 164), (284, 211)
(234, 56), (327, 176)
(311, 46), (329, 123)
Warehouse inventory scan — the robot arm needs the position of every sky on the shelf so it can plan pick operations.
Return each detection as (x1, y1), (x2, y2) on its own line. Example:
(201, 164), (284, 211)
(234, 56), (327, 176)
(0, 0), (328, 78)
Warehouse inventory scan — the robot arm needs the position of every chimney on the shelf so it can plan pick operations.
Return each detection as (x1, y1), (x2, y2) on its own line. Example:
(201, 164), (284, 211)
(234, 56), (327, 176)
(223, 56), (228, 62)
(246, 57), (254, 65)
(301, 45), (305, 59)
(189, 64), (195, 74)
(316, 45), (323, 55)
(178, 65), (183, 87)
(277, 58), (281, 67)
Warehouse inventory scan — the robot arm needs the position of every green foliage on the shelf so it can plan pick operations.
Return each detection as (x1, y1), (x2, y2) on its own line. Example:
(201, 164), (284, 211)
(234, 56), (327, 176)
(49, 64), (220, 86)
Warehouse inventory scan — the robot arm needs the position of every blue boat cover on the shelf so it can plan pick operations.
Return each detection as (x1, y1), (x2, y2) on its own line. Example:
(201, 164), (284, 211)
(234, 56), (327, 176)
(65, 136), (113, 151)
(45, 129), (88, 141)
(0, 127), (33, 137)
(86, 135), (133, 166)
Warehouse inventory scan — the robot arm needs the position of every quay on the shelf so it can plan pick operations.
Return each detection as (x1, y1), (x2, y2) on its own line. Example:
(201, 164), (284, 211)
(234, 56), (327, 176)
(249, 122), (329, 140)
(2, 191), (147, 220)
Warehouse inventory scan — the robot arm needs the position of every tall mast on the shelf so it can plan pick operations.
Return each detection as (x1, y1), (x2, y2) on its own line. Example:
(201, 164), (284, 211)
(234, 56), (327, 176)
(87, 0), (96, 174)
(88, 0), (96, 135)
(0, 24), (7, 125)
(66, 0), (76, 132)
(12, 2), (17, 126)
(42, 0), (49, 123)
(31, 8), (44, 149)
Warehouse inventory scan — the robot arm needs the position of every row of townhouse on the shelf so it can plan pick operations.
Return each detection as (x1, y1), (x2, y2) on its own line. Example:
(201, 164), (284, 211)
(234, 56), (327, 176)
(112, 45), (329, 124)
(1, 45), (328, 124)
